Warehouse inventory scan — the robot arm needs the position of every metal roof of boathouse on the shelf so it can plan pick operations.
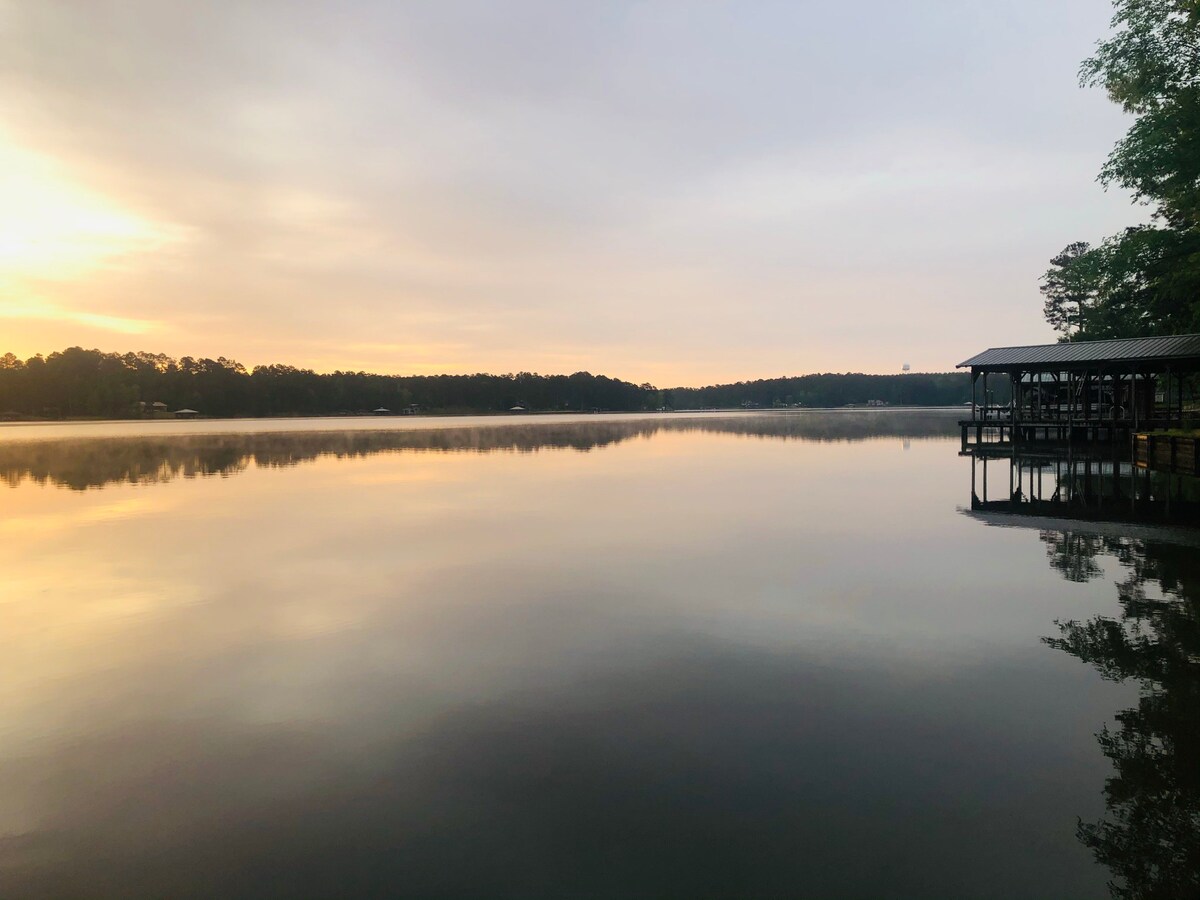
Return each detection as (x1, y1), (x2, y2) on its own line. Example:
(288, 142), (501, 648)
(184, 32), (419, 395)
(957, 334), (1200, 371)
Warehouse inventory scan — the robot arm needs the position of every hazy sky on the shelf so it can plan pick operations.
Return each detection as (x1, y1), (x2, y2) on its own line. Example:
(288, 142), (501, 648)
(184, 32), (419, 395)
(0, 1), (1143, 385)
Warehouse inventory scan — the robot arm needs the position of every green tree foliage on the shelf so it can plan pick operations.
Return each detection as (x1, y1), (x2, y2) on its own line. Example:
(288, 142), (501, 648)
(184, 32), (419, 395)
(1083, 0), (1200, 230)
(1044, 0), (1200, 340)
(1041, 241), (1101, 337)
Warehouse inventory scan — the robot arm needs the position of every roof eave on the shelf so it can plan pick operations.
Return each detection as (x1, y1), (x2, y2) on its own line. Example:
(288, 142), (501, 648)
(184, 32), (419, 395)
(958, 356), (1200, 372)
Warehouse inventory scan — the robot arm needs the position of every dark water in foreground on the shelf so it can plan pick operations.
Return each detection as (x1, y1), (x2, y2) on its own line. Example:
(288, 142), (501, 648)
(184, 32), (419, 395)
(0, 411), (1196, 898)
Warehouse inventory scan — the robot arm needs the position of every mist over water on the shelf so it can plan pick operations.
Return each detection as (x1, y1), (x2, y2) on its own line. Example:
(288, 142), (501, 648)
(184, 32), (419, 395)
(0, 409), (960, 489)
(0, 411), (1194, 898)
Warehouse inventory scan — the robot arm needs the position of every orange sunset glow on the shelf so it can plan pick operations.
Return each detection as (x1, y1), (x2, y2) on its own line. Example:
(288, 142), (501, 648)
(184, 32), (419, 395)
(2, 1), (1138, 384)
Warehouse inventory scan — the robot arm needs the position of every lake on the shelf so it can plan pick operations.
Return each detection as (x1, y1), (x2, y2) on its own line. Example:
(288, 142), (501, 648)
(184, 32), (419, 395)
(0, 410), (1195, 898)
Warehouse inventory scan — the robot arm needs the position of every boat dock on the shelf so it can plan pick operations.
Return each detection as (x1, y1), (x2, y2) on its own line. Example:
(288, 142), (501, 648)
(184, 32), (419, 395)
(956, 335), (1200, 453)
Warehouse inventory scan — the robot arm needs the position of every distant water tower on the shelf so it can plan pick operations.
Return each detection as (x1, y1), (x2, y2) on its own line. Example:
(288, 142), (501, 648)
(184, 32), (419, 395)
(902, 363), (911, 373)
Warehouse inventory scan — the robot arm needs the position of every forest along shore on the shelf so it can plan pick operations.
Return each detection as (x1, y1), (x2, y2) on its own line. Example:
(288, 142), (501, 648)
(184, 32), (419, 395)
(0, 347), (972, 420)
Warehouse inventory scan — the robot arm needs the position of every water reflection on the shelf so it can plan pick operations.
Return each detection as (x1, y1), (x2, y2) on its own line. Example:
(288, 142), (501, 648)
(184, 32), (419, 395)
(962, 449), (1200, 896)
(0, 410), (958, 490)
(1040, 533), (1200, 898)
(966, 450), (1200, 525)
(1, 411), (1129, 897)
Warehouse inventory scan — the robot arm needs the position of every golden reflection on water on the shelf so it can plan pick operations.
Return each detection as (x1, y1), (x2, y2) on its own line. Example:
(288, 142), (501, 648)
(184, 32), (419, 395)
(0, 411), (1143, 897)
(0, 413), (1043, 754)
(0, 415), (958, 753)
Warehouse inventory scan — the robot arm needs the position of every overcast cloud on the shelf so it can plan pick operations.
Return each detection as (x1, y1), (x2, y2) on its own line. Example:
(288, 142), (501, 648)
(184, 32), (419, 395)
(0, 0), (1142, 384)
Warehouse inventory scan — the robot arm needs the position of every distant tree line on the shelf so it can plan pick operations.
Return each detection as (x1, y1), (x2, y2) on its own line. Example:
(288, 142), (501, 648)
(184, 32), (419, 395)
(0, 347), (976, 419)
(0, 347), (656, 418)
(668, 372), (977, 410)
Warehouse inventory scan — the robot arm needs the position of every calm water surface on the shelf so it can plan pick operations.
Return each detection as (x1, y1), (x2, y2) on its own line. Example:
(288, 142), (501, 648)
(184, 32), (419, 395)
(0, 411), (1195, 898)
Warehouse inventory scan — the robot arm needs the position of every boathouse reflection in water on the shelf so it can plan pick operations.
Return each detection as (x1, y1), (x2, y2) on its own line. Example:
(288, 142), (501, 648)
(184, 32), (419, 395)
(967, 449), (1200, 524)
(963, 448), (1200, 897)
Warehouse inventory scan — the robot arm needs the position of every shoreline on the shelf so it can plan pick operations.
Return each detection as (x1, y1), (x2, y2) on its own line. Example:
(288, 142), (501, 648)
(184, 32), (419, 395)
(0, 405), (968, 429)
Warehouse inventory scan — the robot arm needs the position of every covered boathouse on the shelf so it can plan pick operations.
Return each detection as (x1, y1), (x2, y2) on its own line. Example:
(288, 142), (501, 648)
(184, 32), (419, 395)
(957, 334), (1200, 450)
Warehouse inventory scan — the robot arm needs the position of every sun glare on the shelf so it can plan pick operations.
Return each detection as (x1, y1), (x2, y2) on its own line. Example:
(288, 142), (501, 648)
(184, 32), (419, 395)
(0, 132), (181, 341)
(0, 133), (177, 281)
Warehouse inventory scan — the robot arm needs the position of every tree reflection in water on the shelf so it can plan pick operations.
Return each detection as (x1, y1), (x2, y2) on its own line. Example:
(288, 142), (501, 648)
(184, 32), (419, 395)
(0, 410), (957, 491)
(1042, 531), (1200, 898)
(1042, 531), (1108, 583)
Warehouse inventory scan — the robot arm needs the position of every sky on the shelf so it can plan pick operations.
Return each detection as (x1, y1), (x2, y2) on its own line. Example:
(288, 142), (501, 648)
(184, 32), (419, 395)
(0, 0), (1146, 386)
